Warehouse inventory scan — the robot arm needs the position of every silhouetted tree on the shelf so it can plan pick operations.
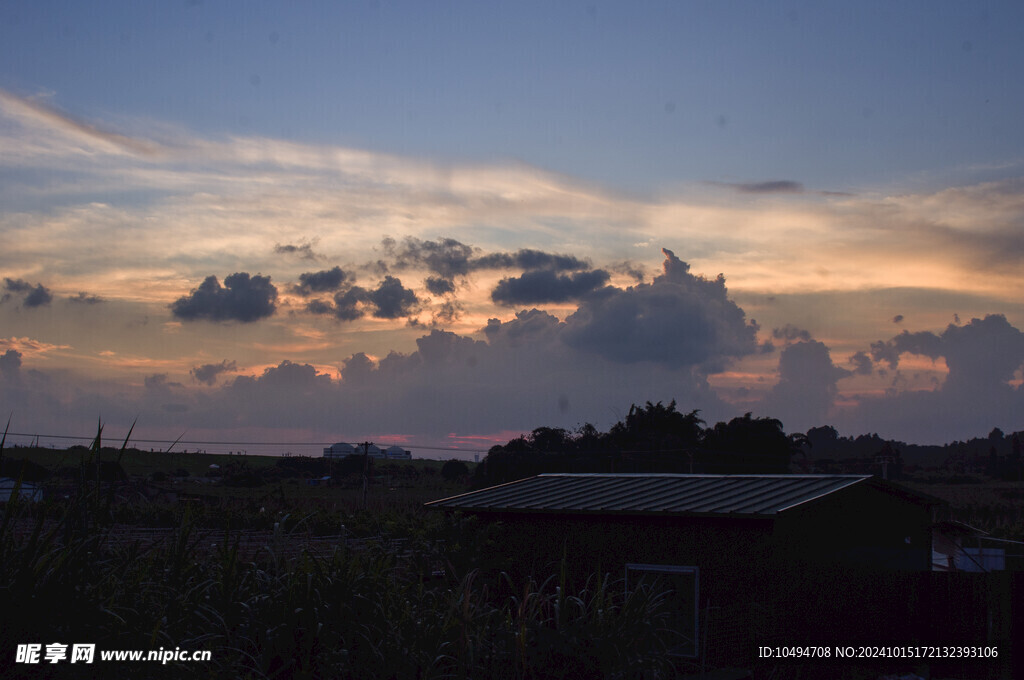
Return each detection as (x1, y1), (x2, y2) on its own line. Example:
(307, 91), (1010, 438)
(702, 413), (793, 473)
(441, 459), (470, 482)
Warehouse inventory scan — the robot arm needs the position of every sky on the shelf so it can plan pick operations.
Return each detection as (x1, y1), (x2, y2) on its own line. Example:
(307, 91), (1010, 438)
(2, 1), (1024, 458)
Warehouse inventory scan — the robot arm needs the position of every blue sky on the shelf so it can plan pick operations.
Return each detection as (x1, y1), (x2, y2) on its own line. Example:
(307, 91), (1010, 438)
(2, 1), (1024, 455)
(5, 1), (1020, 192)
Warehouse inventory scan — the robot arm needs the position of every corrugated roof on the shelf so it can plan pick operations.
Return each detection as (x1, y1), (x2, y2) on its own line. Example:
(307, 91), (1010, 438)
(426, 473), (877, 517)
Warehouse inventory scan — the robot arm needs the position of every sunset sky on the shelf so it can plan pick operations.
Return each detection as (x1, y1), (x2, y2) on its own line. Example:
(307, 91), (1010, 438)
(3, 1), (1024, 457)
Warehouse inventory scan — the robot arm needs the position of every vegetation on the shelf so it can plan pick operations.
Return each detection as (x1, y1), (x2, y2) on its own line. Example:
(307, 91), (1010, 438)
(0, 423), (685, 679)
(473, 401), (804, 487)
(3, 407), (1024, 677)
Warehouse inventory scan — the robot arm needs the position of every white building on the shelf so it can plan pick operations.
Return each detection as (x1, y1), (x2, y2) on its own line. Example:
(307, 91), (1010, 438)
(385, 445), (412, 460)
(323, 442), (357, 458)
(323, 443), (411, 460)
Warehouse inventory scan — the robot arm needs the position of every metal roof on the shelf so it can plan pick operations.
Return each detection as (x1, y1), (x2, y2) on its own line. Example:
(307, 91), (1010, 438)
(426, 473), (878, 517)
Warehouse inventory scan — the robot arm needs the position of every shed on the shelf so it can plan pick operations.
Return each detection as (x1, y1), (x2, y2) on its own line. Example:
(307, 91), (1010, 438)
(428, 474), (957, 656)
(428, 473), (942, 569)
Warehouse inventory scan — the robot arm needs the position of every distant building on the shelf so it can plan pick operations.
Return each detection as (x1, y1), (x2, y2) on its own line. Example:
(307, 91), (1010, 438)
(323, 442), (357, 458)
(323, 443), (411, 460)
(385, 445), (412, 460)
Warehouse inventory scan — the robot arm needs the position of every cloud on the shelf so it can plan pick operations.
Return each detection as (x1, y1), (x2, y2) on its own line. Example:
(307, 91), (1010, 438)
(772, 324), (812, 343)
(384, 238), (594, 301)
(893, 314), (904, 324)
(170, 272), (278, 323)
(329, 288), (367, 321)
(432, 300), (462, 325)
(4, 279), (34, 294)
(68, 292), (103, 304)
(0, 349), (21, 376)
(274, 242), (321, 261)
(293, 266), (349, 295)
(386, 237), (478, 280)
(761, 340), (853, 430)
(560, 249), (759, 371)
(491, 269), (611, 306)
(144, 373), (183, 390)
(23, 284), (52, 308)
(472, 248), (590, 272)
(425, 277), (456, 296)
(870, 330), (945, 370)
(848, 351), (874, 376)
(839, 315), (1024, 443)
(367, 276), (420, 319)
(190, 359), (238, 386)
(877, 315), (1024, 392)
(713, 180), (805, 194)
(308, 275), (419, 322)
(0, 90), (160, 157)
(3, 278), (52, 308)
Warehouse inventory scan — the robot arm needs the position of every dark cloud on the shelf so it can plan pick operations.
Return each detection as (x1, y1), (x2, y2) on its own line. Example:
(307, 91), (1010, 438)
(307, 276), (419, 321)
(610, 261), (647, 283)
(274, 242), (320, 261)
(472, 248), (589, 272)
(68, 292), (103, 304)
(928, 315), (1024, 391)
(23, 284), (52, 308)
(144, 373), (183, 390)
(386, 237), (590, 282)
(432, 300), (462, 325)
(385, 237), (477, 279)
(332, 287), (367, 321)
(305, 299), (334, 316)
(762, 340), (852, 430)
(491, 269), (611, 306)
(849, 351), (874, 376)
(885, 316), (1024, 381)
(368, 275), (420, 319)
(772, 324), (812, 343)
(171, 272), (278, 323)
(483, 308), (563, 347)
(3, 278), (52, 308)
(294, 266), (349, 295)
(842, 315), (1024, 443)
(870, 330), (945, 369)
(4, 278), (34, 294)
(0, 349), (22, 375)
(560, 248), (759, 370)
(425, 276), (456, 296)
(893, 314), (904, 324)
(714, 180), (805, 194)
(191, 360), (238, 386)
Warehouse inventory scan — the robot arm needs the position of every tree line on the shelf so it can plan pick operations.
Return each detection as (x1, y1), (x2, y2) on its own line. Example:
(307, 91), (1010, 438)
(473, 401), (805, 487)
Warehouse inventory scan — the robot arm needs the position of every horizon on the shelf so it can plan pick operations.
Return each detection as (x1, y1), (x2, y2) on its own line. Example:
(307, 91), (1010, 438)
(3, 2), (1024, 452)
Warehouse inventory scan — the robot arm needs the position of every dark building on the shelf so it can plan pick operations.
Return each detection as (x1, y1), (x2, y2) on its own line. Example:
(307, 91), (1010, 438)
(428, 474), (1019, 673)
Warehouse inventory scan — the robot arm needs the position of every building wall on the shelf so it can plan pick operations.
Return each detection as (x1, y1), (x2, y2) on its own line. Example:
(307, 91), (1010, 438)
(485, 512), (774, 605)
(773, 482), (934, 571)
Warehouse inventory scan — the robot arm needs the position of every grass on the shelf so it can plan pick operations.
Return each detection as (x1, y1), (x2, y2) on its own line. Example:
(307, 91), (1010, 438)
(1, 498), (678, 679)
(1, 427), (678, 679)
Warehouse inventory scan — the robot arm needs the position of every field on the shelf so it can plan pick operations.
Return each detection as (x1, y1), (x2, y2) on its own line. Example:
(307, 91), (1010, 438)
(3, 441), (1023, 678)
(1, 443), (685, 679)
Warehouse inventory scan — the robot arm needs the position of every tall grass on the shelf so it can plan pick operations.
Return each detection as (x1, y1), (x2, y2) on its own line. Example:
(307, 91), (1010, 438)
(1, 427), (679, 679)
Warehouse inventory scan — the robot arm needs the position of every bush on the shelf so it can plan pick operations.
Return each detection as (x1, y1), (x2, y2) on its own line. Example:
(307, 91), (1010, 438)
(441, 459), (470, 482)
